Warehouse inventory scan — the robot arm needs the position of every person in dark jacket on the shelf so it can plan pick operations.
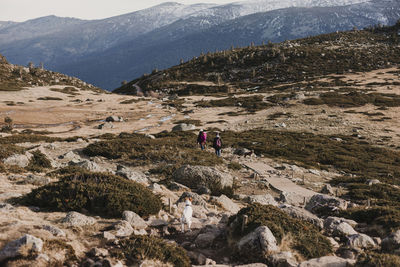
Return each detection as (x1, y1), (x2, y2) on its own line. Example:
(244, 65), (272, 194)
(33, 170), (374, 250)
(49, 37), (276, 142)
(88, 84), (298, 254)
(197, 129), (207, 150)
(213, 132), (222, 157)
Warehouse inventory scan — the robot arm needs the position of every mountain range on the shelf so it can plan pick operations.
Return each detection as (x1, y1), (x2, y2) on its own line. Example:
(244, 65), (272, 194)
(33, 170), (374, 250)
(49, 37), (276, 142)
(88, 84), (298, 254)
(0, 0), (399, 90)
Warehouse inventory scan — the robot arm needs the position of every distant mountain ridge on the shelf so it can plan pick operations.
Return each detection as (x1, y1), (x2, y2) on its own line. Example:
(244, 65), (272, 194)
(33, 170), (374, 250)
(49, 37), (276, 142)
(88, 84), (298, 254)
(0, 0), (398, 90)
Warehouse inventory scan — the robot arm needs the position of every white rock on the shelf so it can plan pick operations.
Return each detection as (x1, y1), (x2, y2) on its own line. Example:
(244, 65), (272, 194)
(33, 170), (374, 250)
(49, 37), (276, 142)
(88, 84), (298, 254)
(299, 256), (355, 267)
(212, 195), (240, 214)
(112, 220), (134, 237)
(238, 226), (279, 256)
(247, 194), (278, 206)
(122, 211), (148, 230)
(0, 234), (43, 262)
(348, 233), (376, 249)
(62, 212), (96, 227)
(3, 153), (30, 167)
(42, 225), (66, 237)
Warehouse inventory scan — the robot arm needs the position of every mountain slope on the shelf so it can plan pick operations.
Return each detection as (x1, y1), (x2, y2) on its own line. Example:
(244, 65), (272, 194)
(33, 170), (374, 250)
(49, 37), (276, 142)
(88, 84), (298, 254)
(113, 20), (400, 95)
(0, 0), (396, 90)
(62, 0), (400, 90)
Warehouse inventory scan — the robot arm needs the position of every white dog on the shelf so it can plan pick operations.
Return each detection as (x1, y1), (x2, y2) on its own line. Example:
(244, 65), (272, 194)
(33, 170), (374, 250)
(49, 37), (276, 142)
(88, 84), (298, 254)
(181, 198), (193, 232)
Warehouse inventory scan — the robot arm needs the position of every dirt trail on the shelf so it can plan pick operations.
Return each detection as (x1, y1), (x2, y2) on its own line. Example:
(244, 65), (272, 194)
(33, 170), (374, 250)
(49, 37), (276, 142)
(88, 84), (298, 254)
(245, 162), (317, 198)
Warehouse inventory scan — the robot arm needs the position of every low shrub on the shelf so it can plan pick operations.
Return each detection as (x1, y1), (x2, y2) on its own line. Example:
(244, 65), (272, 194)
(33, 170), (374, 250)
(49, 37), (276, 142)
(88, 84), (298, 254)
(229, 204), (332, 260)
(0, 144), (25, 160)
(20, 171), (162, 218)
(111, 235), (191, 267)
(228, 162), (242, 170)
(355, 252), (400, 267)
(26, 150), (52, 172)
(304, 92), (400, 108)
(83, 132), (223, 168)
(338, 207), (400, 237)
(37, 97), (63, 101)
(196, 95), (271, 112)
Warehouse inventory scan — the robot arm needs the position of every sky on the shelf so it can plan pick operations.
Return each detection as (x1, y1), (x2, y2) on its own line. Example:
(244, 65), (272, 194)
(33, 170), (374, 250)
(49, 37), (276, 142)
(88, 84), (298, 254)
(0, 0), (237, 22)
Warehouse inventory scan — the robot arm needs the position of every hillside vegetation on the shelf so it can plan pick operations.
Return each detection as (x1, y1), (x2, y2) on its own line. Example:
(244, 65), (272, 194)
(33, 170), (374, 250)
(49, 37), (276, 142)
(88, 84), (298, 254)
(114, 21), (400, 96)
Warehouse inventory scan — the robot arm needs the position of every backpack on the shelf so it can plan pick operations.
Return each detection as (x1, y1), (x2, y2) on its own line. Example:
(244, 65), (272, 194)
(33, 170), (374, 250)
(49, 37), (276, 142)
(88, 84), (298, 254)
(215, 138), (221, 148)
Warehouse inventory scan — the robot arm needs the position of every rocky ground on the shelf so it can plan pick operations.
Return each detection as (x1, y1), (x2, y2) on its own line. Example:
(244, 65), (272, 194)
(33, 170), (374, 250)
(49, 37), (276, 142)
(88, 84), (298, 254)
(0, 64), (400, 267)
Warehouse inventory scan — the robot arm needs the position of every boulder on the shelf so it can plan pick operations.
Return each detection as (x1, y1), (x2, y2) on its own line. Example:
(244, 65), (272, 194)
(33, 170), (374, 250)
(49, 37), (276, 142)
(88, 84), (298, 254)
(348, 234), (376, 250)
(305, 194), (348, 214)
(177, 192), (208, 208)
(247, 194), (278, 206)
(195, 232), (219, 249)
(0, 203), (14, 212)
(116, 165), (149, 184)
(98, 122), (114, 129)
(280, 191), (307, 207)
(321, 184), (334, 195)
(382, 230), (400, 251)
(62, 211), (96, 227)
(3, 153), (30, 167)
(172, 123), (195, 132)
(168, 182), (190, 191)
(42, 225), (66, 237)
(299, 256), (355, 267)
(324, 217), (357, 237)
(237, 226), (279, 258)
(69, 159), (104, 172)
(173, 165), (233, 193)
(122, 211), (148, 230)
(0, 235), (43, 262)
(268, 251), (298, 267)
(367, 179), (381, 186)
(212, 195), (240, 214)
(279, 204), (323, 229)
(59, 151), (80, 161)
(106, 116), (123, 122)
(233, 147), (252, 156)
(112, 220), (134, 237)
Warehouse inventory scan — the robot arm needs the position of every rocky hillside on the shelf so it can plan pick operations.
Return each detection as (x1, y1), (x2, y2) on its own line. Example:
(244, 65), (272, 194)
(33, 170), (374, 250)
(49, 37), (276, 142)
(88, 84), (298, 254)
(1, 0), (398, 89)
(114, 20), (400, 96)
(0, 53), (101, 92)
(1, 21), (400, 267)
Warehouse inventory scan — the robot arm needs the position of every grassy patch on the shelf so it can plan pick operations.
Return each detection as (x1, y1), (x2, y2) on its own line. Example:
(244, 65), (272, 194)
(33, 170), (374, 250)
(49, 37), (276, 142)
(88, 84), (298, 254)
(220, 129), (400, 181)
(37, 97), (63, 101)
(111, 235), (190, 267)
(19, 171), (162, 218)
(174, 119), (202, 126)
(196, 95), (271, 113)
(0, 134), (80, 144)
(26, 150), (52, 172)
(229, 204), (332, 260)
(120, 98), (140, 104)
(82, 132), (223, 176)
(50, 87), (79, 95)
(355, 252), (400, 267)
(0, 144), (25, 160)
(304, 92), (400, 108)
(228, 162), (242, 170)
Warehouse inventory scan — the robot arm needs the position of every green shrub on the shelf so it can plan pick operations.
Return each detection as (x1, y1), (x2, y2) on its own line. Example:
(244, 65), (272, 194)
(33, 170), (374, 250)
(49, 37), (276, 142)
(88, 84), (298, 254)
(111, 235), (191, 267)
(355, 252), (400, 267)
(0, 144), (25, 160)
(229, 204), (332, 260)
(27, 150), (52, 172)
(37, 97), (63, 101)
(20, 171), (162, 218)
(196, 95), (271, 112)
(338, 207), (400, 237)
(83, 132), (223, 168)
(228, 162), (242, 170)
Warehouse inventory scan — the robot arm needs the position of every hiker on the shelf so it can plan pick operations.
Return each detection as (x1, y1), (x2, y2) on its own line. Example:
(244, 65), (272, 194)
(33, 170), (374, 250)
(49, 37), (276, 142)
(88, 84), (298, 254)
(197, 129), (207, 150)
(181, 197), (193, 232)
(213, 132), (222, 157)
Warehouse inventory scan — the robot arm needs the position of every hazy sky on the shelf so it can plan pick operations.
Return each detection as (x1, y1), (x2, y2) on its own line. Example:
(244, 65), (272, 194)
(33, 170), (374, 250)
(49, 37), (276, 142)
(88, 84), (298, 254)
(1, 0), (237, 22)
